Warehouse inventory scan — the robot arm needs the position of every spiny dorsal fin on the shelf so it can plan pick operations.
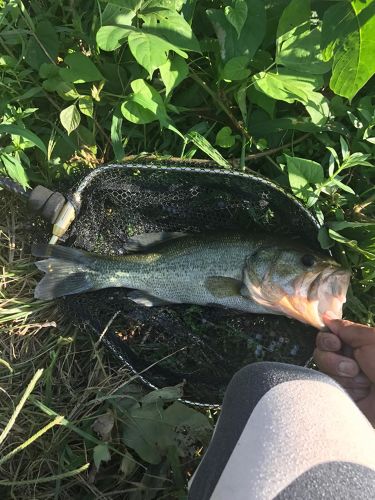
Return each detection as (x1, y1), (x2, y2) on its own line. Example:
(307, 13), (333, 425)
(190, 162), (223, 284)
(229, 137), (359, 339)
(126, 232), (187, 252)
(205, 276), (242, 298)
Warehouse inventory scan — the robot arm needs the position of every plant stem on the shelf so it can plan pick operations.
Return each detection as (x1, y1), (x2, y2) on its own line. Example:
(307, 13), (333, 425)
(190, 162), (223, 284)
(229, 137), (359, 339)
(0, 463), (90, 485)
(0, 368), (43, 447)
(190, 71), (253, 142)
(0, 416), (64, 466)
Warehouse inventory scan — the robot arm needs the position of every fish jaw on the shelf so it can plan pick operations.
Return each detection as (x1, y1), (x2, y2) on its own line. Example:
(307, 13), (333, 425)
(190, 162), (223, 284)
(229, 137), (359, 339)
(245, 268), (351, 329)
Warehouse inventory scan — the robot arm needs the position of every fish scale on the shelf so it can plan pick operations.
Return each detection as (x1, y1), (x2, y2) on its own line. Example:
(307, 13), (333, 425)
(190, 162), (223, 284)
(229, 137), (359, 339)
(32, 232), (350, 329)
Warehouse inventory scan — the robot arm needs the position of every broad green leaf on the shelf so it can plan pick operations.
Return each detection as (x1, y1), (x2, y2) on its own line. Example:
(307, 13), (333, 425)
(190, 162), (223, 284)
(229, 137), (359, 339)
(101, 0), (141, 25)
(0, 153), (29, 188)
(277, 25), (331, 74)
(248, 86), (275, 117)
(39, 63), (59, 79)
(221, 56), (251, 81)
(96, 25), (132, 51)
(146, 0), (186, 9)
(78, 96), (94, 118)
(187, 131), (230, 168)
(252, 69), (329, 125)
(111, 110), (124, 161)
(321, 0), (375, 99)
(216, 126), (236, 148)
(141, 384), (183, 405)
(276, 0), (331, 74)
(141, 8), (200, 53)
(207, 0), (266, 62)
(276, 0), (310, 43)
(60, 53), (104, 83)
(159, 56), (189, 95)
(121, 79), (169, 125)
(285, 154), (324, 200)
(56, 82), (81, 101)
(93, 443), (111, 470)
(25, 20), (59, 70)
(0, 124), (47, 155)
(224, 0), (248, 38)
(128, 31), (173, 77)
(60, 104), (81, 135)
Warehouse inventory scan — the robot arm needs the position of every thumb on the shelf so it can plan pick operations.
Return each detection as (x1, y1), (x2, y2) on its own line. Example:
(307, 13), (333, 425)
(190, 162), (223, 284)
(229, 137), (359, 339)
(323, 316), (375, 349)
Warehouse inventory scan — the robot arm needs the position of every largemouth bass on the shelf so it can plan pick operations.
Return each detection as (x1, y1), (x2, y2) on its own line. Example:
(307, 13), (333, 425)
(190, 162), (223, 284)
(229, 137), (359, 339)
(32, 232), (351, 329)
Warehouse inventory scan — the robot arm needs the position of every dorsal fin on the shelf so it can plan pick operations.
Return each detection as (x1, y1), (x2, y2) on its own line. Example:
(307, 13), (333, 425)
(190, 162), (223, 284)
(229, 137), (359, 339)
(126, 232), (187, 252)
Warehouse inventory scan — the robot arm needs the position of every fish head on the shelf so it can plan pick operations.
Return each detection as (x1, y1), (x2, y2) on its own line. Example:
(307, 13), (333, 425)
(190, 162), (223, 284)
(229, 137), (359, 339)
(243, 243), (351, 329)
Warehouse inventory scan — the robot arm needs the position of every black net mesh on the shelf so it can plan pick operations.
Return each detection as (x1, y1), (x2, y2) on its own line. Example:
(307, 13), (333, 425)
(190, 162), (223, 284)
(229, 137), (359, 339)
(61, 163), (319, 406)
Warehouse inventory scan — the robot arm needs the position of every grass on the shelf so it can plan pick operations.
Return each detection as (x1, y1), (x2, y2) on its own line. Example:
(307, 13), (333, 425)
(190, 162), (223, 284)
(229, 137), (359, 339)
(0, 192), (213, 499)
(0, 194), (156, 498)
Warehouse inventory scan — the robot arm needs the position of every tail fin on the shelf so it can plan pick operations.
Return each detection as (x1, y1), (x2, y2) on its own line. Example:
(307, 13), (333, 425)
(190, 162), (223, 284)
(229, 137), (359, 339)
(32, 244), (97, 300)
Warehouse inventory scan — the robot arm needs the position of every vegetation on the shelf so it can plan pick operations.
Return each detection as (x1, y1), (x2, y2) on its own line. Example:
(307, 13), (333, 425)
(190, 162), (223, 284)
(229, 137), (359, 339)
(0, 0), (374, 497)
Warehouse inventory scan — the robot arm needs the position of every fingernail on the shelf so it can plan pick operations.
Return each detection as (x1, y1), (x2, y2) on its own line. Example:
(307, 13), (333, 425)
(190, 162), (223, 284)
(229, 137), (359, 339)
(353, 374), (370, 386)
(338, 360), (358, 377)
(322, 336), (339, 350)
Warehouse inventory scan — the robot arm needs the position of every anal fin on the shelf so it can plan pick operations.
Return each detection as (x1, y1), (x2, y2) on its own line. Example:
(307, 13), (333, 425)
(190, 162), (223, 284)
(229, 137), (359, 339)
(127, 290), (173, 307)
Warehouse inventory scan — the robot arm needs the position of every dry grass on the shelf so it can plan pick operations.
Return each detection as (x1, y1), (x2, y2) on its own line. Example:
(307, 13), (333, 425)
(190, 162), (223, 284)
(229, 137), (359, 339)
(0, 194), (180, 499)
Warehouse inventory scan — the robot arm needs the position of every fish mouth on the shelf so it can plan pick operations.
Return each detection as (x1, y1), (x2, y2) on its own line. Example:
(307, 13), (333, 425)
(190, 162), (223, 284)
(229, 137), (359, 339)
(247, 266), (351, 329)
(275, 267), (351, 329)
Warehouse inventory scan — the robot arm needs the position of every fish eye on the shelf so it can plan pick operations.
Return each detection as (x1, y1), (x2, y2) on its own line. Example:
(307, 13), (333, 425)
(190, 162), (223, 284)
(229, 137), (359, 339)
(301, 254), (316, 267)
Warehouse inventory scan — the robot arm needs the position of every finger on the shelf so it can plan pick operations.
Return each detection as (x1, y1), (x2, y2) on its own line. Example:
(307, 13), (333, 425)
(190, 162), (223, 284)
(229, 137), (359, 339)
(331, 373), (370, 389)
(345, 387), (371, 403)
(323, 316), (375, 348)
(313, 348), (360, 378)
(316, 331), (342, 352)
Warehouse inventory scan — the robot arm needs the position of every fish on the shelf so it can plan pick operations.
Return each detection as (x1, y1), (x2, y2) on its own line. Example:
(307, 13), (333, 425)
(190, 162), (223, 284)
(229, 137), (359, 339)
(32, 232), (351, 329)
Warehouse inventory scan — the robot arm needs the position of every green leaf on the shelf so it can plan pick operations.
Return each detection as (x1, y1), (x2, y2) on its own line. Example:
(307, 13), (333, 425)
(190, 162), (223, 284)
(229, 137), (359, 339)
(215, 126), (236, 148)
(60, 53), (104, 83)
(221, 56), (251, 81)
(78, 96), (94, 118)
(101, 0), (140, 25)
(141, 8), (200, 53)
(276, 0), (310, 43)
(187, 131), (230, 168)
(206, 0), (266, 62)
(96, 25), (132, 51)
(224, 0), (248, 38)
(252, 69), (329, 125)
(159, 56), (189, 95)
(248, 86), (275, 117)
(285, 154), (324, 200)
(276, 2), (331, 76)
(128, 31), (173, 77)
(0, 153), (29, 188)
(328, 229), (375, 259)
(60, 104), (81, 135)
(25, 20), (59, 70)
(141, 384), (183, 405)
(0, 124), (47, 155)
(121, 79), (169, 126)
(93, 443), (111, 470)
(321, 0), (375, 100)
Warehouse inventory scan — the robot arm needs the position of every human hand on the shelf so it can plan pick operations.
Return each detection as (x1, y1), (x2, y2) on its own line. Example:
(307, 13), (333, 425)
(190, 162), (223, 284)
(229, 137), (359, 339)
(314, 314), (375, 427)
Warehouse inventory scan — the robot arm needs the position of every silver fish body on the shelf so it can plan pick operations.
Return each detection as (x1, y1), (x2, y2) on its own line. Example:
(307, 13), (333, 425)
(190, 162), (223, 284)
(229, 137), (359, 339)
(32, 232), (351, 329)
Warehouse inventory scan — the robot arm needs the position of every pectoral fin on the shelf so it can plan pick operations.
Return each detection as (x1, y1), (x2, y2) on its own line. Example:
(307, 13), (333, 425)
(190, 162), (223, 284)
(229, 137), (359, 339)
(127, 290), (173, 307)
(205, 276), (242, 298)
